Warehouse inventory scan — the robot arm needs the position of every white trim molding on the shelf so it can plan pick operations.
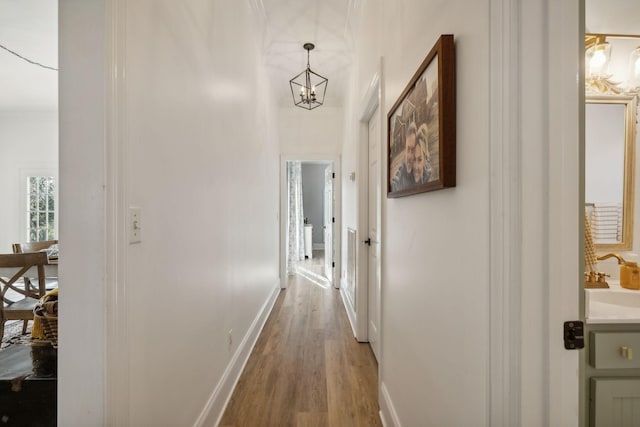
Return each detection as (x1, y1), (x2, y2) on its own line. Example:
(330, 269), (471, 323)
(379, 381), (401, 427)
(545, 0), (582, 425)
(105, 0), (130, 425)
(197, 282), (281, 427)
(352, 64), (383, 344)
(489, 0), (522, 425)
(488, 0), (582, 425)
(340, 277), (359, 338)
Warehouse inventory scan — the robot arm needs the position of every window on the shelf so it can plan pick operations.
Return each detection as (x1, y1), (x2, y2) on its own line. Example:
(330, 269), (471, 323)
(27, 176), (56, 241)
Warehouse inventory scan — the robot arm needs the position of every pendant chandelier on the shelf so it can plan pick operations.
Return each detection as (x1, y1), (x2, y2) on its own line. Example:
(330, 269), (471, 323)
(289, 43), (328, 110)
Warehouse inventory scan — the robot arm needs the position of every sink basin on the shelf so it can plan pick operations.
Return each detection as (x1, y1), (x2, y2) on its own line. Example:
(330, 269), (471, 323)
(585, 281), (640, 323)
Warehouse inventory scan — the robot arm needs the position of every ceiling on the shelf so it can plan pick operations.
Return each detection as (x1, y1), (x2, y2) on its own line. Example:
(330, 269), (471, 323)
(252, 0), (360, 107)
(4, 1), (640, 112)
(0, 0), (58, 111)
(0, 0), (358, 111)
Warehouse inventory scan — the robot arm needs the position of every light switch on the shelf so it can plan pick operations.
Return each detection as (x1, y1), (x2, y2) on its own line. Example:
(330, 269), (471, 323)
(128, 207), (142, 244)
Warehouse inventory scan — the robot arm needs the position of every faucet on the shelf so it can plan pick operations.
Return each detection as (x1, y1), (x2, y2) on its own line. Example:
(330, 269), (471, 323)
(584, 253), (626, 289)
(597, 253), (626, 264)
(596, 253), (640, 290)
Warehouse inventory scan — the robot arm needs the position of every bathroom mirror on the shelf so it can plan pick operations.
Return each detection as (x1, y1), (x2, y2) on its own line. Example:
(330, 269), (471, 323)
(585, 95), (637, 251)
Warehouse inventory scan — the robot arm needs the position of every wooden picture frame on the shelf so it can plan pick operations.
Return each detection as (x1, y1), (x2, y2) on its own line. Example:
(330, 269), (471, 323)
(387, 34), (456, 198)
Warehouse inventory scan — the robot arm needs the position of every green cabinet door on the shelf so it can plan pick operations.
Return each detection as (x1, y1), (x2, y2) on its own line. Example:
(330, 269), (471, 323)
(591, 377), (640, 427)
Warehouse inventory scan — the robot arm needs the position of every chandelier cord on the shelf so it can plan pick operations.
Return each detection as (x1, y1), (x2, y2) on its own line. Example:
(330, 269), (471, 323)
(0, 42), (58, 71)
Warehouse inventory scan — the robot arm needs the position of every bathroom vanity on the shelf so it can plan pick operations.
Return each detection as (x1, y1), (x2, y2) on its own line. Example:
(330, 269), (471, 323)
(585, 283), (640, 426)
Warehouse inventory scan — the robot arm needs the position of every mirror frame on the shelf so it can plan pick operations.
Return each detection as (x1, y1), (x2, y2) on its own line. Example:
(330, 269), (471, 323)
(586, 94), (637, 252)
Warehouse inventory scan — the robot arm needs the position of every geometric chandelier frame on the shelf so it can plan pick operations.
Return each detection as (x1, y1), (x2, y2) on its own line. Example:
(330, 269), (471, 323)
(289, 43), (328, 110)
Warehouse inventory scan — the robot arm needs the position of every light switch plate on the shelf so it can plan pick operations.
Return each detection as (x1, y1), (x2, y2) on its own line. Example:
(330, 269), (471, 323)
(128, 207), (142, 244)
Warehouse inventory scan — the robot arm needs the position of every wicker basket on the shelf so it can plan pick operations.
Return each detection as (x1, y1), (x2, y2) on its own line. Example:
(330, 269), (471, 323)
(33, 301), (58, 348)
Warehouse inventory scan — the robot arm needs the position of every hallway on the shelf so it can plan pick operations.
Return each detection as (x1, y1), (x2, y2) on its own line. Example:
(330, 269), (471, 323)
(219, 272), (380, 426)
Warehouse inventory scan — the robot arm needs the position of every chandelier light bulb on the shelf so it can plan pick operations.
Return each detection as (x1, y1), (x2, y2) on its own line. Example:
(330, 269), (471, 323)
(632, 46), (640, 79)
(588, 42), (611, 79)
(590, 50), (607, 74)
(591, 50), (606, 69)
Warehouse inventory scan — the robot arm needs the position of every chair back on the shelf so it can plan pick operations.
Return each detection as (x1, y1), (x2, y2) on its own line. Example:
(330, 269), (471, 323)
(12, 239), (58, 254)
(0, 252), (48, 302)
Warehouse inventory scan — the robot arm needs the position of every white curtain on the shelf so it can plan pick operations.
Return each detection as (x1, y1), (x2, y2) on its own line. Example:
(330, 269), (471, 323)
(287, 161), (305, 275)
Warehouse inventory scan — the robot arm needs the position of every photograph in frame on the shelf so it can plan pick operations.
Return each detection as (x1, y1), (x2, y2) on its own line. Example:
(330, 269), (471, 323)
(387, 34), (456, 198)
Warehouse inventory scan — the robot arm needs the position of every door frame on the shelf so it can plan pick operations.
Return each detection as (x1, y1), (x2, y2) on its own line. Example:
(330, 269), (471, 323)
(279, 155), (341, 289)
(323, 164), (335, 284)
(488, 0), (582, 425)
(344, 65), (383, 345)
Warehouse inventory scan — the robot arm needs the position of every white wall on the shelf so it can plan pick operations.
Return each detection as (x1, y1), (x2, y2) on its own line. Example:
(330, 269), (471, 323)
(60, 0), (280, 425)
(279, 106), (343, 156)
(124, 2), (280, 425)
(0, 111), (58, 251)
(343, 0), (490, 424)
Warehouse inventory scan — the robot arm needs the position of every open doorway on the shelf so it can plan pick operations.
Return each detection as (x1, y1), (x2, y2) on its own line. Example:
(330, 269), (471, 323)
(281, 158), (339, 289)
(0, 1), (59, 425)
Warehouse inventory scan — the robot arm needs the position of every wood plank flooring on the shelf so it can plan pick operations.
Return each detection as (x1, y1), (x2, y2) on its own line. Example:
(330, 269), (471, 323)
(219, 272), (381, 427)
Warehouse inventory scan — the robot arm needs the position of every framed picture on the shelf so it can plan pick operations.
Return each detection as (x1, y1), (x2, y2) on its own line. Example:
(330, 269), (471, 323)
(387, 34), (456, 198)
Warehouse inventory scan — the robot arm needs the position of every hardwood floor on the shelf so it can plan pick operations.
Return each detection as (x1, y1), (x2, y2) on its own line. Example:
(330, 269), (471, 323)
(219, 271), (381, 427)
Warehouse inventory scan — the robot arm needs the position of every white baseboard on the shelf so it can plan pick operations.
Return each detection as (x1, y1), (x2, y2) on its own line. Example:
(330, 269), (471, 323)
(312, 243), (325, 250)
(339, 278), (358, 339)
(194, 281), (281, 427)
(379, 381), (401, 427)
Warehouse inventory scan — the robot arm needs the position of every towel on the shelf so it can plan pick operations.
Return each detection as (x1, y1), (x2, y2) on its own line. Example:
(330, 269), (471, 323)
(32, 288), (58, 340)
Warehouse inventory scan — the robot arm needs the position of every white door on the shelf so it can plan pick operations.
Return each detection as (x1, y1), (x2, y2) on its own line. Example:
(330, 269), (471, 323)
(367, 107), (381, 360)
(323, 165), (333, 284)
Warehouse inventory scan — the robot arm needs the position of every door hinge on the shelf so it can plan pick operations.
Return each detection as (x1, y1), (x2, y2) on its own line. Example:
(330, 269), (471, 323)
(332, 262), (335, 268)
(332, 172), (335, 179)
(332, 217), (335, 223)
(563, 321), (584, 350)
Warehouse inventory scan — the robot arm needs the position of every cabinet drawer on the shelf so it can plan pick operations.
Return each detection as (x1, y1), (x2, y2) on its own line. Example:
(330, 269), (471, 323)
(590, 332), (640, 369)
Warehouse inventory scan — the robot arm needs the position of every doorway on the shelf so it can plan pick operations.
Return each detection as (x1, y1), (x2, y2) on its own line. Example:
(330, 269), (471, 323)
(0, 2), (59, 425)
(366, 106), (381, 360)
(281, 158), (340, 289)
(339, 71), (382, 359)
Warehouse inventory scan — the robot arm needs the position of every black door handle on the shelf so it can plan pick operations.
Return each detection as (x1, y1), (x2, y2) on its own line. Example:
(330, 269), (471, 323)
(364, 238), (371, 246)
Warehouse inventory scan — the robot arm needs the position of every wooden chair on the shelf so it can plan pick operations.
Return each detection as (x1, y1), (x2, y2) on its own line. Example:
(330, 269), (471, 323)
(12, 240), (58, 294)
(0, 252), (48, 342)
(12, 240), (58, 255)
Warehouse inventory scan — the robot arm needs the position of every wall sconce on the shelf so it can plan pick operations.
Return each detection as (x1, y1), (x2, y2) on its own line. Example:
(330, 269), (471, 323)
(585, 33), (640, 95)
